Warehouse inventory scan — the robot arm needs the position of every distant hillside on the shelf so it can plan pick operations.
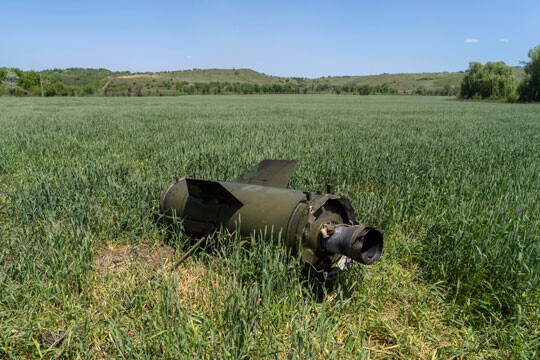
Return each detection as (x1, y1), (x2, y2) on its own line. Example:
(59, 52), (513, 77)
(108, 68), (467, 91)
(104, 68), (463, 95)
(312, 72), (465, 94)
(114, 68), (282, 85)
(0, 66), (526, 97)
(105, 67), (525, 96)
(40, 68), (128, 86)
(314, 68), (525, 93)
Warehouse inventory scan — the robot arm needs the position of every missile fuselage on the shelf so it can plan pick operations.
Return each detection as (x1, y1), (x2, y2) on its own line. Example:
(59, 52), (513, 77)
(157, 160), (383, 277)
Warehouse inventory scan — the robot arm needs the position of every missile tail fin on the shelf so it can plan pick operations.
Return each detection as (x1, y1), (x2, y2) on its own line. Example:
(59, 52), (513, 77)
(235, 159), (298, 188)
(185, 178), (243, 206)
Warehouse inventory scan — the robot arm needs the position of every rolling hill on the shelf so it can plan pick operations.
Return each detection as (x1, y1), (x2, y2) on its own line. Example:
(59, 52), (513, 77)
(104, 67), (525, 95)
(1, 66), (526, 96)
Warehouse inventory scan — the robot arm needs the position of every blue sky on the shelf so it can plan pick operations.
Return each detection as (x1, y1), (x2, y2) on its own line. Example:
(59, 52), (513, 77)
(2, 0), (539, 77)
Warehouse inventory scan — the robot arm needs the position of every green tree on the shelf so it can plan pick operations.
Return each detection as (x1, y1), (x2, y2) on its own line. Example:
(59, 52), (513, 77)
(2, 69), (20, 95)
(0, 67), (7, 82)
(20, 70), (40, 94)
(83, 83), (95, 95)
(460, 62), (516, 99)
(517, 44), (540, 102)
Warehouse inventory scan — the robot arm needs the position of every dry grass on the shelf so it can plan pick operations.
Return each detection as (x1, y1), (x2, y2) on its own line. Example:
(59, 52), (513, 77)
(94, 243), (175, 274)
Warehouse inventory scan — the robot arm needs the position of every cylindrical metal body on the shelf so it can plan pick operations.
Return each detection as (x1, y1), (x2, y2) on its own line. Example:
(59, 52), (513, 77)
(160, 179), (306, 243)
(159, 177), (380, 274)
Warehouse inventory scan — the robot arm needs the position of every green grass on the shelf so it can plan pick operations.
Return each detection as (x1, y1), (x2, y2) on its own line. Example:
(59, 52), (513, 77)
(0, 95), (539, 358)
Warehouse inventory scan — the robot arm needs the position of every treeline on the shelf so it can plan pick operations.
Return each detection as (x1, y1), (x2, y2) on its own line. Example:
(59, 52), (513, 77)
(311, 83), (398, 95)
(460, 44), (540, 102)
(0, 67), (464, 98)
(107, 81), (303, 96)
(412, 84), (458, 96)
(0, 68), (43, 96)
(94, 81), (456, 96)
(1, 68), (407, 96)
(104, 80), (402, 96)
(0, 68), (125, 96)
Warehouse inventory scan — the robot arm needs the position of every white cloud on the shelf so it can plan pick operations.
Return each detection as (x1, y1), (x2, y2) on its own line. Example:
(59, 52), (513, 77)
(499, 38), (509, 43)
(464, 38), (480, 43)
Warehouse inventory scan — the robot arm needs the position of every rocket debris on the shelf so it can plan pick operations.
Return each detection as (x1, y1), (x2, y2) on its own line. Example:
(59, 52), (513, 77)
(156, 160), (383, 279)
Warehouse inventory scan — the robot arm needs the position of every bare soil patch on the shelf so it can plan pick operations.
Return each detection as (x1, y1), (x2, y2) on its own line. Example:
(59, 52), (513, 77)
(116, 74), (152, 79)
(94, 243), (175, 273)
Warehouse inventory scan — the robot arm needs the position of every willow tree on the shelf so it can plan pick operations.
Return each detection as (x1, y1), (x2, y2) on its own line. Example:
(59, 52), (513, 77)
(518, 45), (540, 102)
(460, 62), (516, 99)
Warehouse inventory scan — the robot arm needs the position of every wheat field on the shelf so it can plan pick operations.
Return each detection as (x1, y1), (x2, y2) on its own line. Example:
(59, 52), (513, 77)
(0, 95), (538, 358)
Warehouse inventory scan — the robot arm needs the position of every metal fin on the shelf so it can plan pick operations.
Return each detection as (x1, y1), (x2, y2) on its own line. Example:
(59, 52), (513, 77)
(235, 160), (298, 188)
(185, 178), (243, 206)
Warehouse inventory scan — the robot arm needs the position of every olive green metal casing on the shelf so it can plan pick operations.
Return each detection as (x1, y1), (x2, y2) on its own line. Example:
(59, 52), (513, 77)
(157, 160), (382, 275)
(159, 177), (357, 273)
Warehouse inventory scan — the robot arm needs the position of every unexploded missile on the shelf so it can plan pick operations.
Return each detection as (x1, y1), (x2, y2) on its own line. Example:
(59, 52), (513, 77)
(156, 160), (383, 280)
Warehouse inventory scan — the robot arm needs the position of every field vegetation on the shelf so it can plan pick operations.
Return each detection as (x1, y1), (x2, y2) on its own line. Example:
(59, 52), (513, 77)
(0, 95), (539, 358)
